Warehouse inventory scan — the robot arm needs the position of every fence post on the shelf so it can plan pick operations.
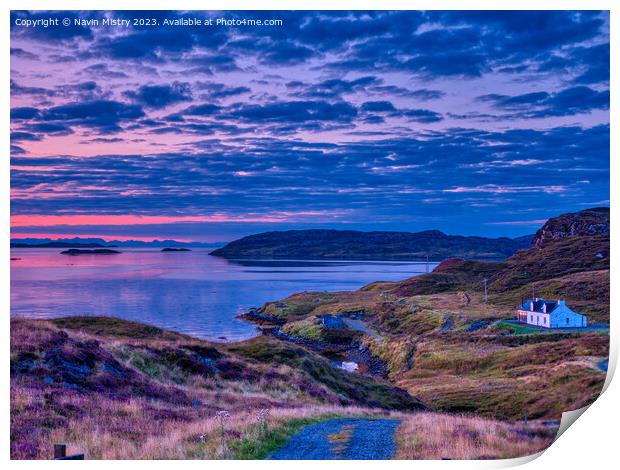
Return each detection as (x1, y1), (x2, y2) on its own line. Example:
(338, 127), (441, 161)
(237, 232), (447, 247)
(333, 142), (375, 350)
(54, 444), (67, 459)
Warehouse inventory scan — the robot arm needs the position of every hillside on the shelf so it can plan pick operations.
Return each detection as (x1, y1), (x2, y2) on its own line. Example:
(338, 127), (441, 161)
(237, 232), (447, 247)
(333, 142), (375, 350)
(247, 208), (609, 420)
(390, 208), (610, 322)
(10, 317), (555, 460)
(210, 229), (532, 261)
(10, 316), (425, 459)
(392, 235), (609, 300)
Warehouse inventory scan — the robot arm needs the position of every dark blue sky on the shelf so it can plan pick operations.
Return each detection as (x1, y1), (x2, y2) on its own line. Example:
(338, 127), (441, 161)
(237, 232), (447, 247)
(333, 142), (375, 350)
(10, 11), (610, 241)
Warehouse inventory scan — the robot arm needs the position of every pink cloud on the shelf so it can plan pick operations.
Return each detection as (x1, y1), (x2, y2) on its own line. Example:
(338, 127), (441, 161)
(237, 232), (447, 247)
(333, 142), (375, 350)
(9, 232), (189, 242)
(10, 209), (352, 228)
(10, 214), (285, 227)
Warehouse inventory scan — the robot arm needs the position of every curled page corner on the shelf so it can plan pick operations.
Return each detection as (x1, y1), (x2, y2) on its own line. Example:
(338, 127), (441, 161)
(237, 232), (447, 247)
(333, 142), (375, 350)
(555, 405), (590, 441)
(497, 372), (612, 468)
(494, 404), (595, 468)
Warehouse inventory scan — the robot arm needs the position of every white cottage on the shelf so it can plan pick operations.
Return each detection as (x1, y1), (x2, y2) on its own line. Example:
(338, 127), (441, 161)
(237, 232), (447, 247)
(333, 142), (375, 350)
(516, 298), (587, 328)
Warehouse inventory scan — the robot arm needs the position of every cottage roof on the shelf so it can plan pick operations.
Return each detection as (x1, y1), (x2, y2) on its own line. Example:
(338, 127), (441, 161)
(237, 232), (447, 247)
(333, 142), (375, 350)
(518, 298), (560, 314)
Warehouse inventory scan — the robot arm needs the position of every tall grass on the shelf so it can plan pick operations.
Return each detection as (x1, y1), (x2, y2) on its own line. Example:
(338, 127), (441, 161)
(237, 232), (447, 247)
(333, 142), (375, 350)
(395, 412), (555, 459)
(10, 317), (582, 460)
(12, 387), (376, 460)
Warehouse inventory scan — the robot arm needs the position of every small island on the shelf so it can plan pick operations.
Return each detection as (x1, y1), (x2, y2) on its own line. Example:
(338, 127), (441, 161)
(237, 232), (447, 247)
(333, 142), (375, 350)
(60, 248), (121, 256)
(161, 247), (192, 252)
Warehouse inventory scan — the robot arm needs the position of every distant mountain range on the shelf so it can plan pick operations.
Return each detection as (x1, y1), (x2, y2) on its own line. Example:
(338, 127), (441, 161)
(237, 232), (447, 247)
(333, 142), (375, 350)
(209, 229), (534, 261)
(10, 237), (222, 249)
(11, 241), (108, 248)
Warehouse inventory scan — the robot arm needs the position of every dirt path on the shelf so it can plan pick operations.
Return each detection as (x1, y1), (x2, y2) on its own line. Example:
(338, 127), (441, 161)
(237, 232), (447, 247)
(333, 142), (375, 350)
(342, 318), (383, 340)
(269, 418), (401, 460)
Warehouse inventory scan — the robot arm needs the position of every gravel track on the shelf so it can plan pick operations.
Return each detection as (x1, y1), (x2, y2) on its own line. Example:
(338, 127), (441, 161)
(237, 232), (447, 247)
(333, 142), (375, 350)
(269, 418), (401, 460)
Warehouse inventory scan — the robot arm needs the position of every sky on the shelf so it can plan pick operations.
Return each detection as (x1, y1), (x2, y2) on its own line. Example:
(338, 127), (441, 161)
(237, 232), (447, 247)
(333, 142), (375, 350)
(10, 10), (610, 242)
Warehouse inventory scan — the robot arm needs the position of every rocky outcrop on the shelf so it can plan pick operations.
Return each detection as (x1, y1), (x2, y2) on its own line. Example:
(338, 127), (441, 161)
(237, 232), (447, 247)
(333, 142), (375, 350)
(532, 207), (609, 249)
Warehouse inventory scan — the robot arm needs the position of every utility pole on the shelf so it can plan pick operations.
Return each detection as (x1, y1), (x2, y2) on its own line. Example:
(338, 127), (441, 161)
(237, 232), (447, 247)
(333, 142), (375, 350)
(483, 277), (488, 303)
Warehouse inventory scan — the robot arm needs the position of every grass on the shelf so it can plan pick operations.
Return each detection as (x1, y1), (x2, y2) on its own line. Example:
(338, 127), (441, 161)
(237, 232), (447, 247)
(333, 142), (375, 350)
(281, 316), (362, 344)
(10, 317), (425, 459)
(282, 317), (324, 341)
(364, 337), (416, 376)
(396, 333), (607, 419)
(493, 320), (543, 335)
(395, 412), (555, 459)
(492, 235), (609, 292)
(391, 258), (508, 297)
(229, 336), (425, 410)
(51, 316), (188, 340)
(229, 416), (329, 459)
(260, 293), (338, 320)
(328, 423), (356, 457)
(490, 270), (610, 323)
(11, 316), (578, 460)
(248, 296), (608, 422)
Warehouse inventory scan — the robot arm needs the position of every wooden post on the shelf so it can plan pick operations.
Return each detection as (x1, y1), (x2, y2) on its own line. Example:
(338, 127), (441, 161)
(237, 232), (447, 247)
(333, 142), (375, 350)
(53, 444), (84, 460)
(54, 444), (66, 459)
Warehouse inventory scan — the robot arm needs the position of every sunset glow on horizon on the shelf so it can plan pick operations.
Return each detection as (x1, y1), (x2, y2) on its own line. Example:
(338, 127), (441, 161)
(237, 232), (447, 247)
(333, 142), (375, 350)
(11, 11), (610, 242)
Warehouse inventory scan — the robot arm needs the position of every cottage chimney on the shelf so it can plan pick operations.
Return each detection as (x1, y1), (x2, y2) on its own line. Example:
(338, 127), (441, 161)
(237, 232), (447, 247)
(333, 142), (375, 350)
(543, 303), (546, 313)
(558, 299), (565, 306)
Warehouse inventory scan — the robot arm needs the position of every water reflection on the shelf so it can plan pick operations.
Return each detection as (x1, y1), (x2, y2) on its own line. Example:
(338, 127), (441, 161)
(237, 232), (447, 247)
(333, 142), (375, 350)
(11, 248), (436, 341)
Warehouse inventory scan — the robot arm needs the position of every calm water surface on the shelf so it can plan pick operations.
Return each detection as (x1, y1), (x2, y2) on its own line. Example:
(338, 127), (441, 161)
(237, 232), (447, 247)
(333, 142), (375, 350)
(10, 248), (436, 341)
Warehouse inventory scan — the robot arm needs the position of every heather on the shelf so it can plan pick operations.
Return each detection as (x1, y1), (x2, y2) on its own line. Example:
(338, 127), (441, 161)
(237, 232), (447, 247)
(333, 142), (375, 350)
(11, 317), (558, 460)
(10, 317), (420, 459)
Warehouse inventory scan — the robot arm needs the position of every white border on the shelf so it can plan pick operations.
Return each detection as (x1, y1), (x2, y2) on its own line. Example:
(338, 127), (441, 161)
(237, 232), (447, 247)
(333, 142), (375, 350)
(3, 1), (616, 468)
